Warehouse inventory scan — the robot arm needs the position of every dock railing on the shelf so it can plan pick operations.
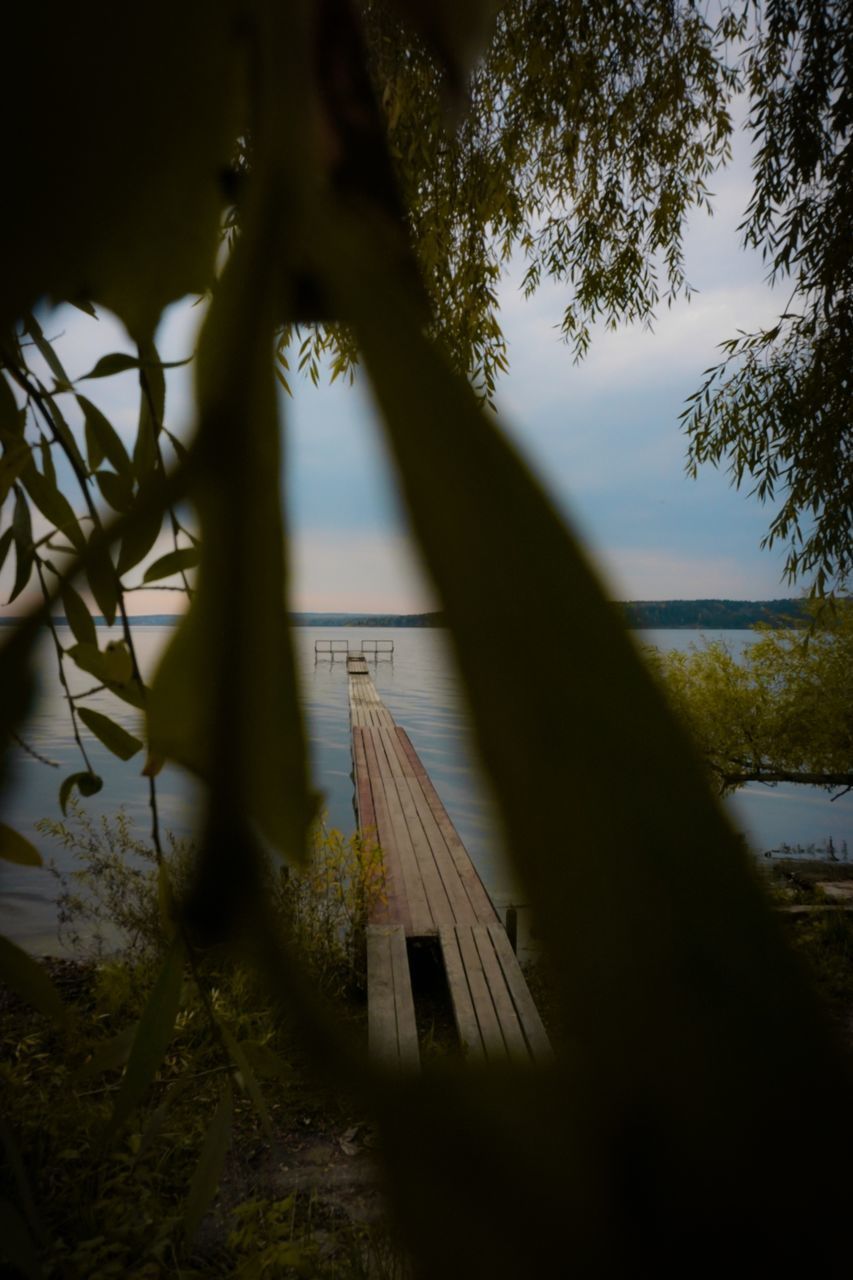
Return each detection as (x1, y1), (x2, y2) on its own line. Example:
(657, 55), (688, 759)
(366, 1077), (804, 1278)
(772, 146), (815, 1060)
(360, 639), (394, 660)
(314, 639), (350, 661)
(314, 638), (395, 662)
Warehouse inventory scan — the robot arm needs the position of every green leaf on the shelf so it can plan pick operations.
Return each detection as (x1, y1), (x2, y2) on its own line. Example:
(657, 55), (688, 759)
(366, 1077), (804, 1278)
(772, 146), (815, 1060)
(9, 489), (33, 603)
(109, 937), (184, 1136)
(107, 678), (147, 712)
(0, 935), (66, 1024)
(81, 352), (145, 380)
(137, 1066), (198, 1159)
(183, 1083), (232, 1244)
(68, 641), (120, 685)
(0, 1198), (40, 1280)
(60, 582), (97, 646)
(0, 1119), (41, 1248)
(237, 1040), (291, 1081)
(78, 706), (142, 760)
(143, 546), (199, 583)
(0, 374), (21, 436)
(24, 313), (73, 391)
(116, 487), (162, 577)
(0, 527), (15, 576)
(81, 352), (190, 380)
(59, 771), (103, 815)
(148, 211), (315, 890)
(95, 469), (134, 513)
(157, 863), (176, 940)
(85, 539), (117, 626)
(70, 298), (98, 318)
(102, 640), (134, 684)
(19, 321), (88, 472)
(332, 218), (853, 1255)
(137, 338), (166, 431)
(21, 463), (85, 550)
(83, 418), (104, 471)
(0, 439), (32, 507)
(0, 824), (42, 866)
(39, 439), (56, 487)
(76, 1023), (136, 1080)
(77, 397), (132, 476)
(220, 1021), (273, 1139)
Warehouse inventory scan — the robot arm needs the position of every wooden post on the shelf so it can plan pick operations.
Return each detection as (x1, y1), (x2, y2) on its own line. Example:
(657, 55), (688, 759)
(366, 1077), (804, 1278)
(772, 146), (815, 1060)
(505, 904), (517, 954)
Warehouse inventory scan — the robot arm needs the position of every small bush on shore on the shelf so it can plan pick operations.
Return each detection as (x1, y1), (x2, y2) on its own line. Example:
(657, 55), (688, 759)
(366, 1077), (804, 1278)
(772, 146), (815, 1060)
(1, 808), (393, 1278)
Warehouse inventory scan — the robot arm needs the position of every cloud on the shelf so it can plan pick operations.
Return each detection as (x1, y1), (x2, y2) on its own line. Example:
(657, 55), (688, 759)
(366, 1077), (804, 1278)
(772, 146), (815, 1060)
(290, 530), (435, 613)
(595, 545), (790, 602)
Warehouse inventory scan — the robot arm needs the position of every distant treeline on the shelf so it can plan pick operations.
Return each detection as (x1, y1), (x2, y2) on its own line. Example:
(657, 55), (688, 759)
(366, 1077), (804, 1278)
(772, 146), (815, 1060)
(293, 601), (812, 629)
(617, 599), (810, 629)
(6, 601), (811, 630)
(291, 611), (446, 628)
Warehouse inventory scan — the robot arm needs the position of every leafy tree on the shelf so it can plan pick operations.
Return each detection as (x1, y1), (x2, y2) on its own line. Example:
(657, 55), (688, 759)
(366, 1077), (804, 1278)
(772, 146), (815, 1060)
(1, 2), (852, 1275)
(648, 602), (853, 793)
(682, 0), (853, 593)
(291, 0), (851, 592)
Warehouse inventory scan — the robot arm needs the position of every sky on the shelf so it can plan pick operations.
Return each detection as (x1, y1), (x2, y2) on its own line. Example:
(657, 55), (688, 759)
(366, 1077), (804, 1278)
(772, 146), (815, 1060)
(3, 105), (799, 616)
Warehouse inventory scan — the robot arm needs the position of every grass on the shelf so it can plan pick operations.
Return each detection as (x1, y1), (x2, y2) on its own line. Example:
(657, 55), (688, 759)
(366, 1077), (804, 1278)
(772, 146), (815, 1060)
(1, 806), (405, 1279)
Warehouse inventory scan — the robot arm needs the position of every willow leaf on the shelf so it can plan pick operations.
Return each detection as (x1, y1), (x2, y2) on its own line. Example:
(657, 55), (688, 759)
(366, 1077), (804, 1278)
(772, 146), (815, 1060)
(85, 539), (118, 626)
(220, 1021), (273, 1140)
(148, 202), (314, 888)
(96, 469), (134, 514)
(39, 439), (56, 487)
(76, 1023), (136, 1080)
(0, 527), (14, 575)
(183, 1083), (232, 1244)
(4, 5), (242, 335)
(143, 546), (199, 583)
(0, 936), (65, 1024)
(0, 824), (42, 866)
(137, 1065), (198, 1159)
(9, 489), (33, 603)
(116, 487), (162, 577)
(68, 641), (132, 688)
(60, 581), (97, 646)
(22, 464), (85, 550)
(78, 706), (142, 760)
(81, 352), (191, 381)
(59, 771), (103, 815)
(331, 216), (853, 1260)
(77, 397), (132, 476)
(0, 1198), (40, 1280)
(0, 440), (31, 507)
(109, 937), (184, 1136)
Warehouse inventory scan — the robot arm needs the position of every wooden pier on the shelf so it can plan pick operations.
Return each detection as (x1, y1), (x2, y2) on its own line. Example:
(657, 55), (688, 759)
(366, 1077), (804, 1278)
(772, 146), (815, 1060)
(347, 655), (553, 1071)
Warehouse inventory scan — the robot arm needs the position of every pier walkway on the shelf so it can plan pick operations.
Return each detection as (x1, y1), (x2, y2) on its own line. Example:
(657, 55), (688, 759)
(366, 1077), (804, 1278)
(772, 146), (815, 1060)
(347, 655), (553, 1072)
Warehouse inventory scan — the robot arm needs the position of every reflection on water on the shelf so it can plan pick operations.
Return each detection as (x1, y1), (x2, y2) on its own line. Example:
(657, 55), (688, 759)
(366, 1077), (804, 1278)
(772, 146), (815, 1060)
(1, 626), (850, 952)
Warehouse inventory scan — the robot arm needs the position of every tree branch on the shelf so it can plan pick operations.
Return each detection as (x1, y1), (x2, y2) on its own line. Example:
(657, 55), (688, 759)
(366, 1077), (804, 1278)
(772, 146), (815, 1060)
(718, 768), (853, 789)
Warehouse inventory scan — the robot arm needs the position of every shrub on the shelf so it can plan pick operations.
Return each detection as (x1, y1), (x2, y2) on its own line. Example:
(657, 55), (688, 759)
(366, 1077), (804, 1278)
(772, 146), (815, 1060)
(39, 803), (384, 995)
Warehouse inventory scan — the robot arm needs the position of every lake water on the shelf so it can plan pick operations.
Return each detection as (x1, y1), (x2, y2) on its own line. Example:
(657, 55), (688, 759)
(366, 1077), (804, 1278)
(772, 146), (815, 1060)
(2, 626), (850, 953)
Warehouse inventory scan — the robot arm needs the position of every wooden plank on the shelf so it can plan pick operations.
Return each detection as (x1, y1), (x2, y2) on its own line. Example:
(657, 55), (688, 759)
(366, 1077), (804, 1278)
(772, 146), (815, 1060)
(367, 926), (399, 1067)
(395, 728), (498, 924)
(487, 924), (554, 1065)
(389, 925), (420, 1071)
(352, 727), (377, 831)
(366, 924), (419, 1073)
(359, 732), (413, 933)
(453, 924), (507, 1061)
(384, 730), (479, 927)
(369, 728), (435, 936)
(471, 924), (529, 1063)
(375, 728), (457, 930)
(363, 728), (432, 935)
(438, 925), (486, 1063)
